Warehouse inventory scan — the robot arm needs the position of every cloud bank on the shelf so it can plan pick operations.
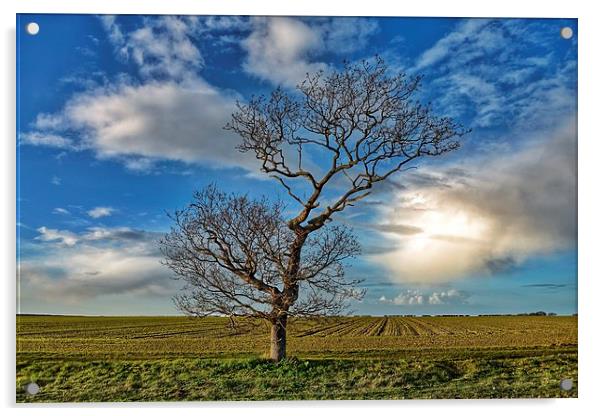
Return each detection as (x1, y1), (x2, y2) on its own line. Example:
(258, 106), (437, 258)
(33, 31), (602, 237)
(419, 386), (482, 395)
(370, 117), (577, 283)
(21, 226), (173, 303)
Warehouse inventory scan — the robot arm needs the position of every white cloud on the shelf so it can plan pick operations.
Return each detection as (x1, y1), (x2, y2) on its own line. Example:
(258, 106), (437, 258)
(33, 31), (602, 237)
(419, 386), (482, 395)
(242, 17), (326, 87)
(99, 15), (125, 50)
(123, 157), (155, 173)
(34, 225), (159, 245)
(242, 17), (378, 87)
(380, 289), (469, 305)
(21, 226), (173, 304)
(27, 79), (251, 171)
(19, 132), (74, 149)
(33, 113), (66, 130)
(50, 176), (62, 186)
(370, 117), (577, 283)
(380, 290), (424, 305)
(35, 226), (79, 246)
(427, 289), (469, 305)
(67, 80), (240, 165)
(52, 207), (70, 215)
(197, 15), (250, 32)
(100, 15), (204, 81)
(87, 206), (115, 218)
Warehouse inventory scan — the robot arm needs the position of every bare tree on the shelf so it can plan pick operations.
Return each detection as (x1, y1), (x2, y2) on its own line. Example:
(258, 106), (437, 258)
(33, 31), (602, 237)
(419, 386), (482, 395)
(161, 187), (361, 360)
(161, 58), (467, 361)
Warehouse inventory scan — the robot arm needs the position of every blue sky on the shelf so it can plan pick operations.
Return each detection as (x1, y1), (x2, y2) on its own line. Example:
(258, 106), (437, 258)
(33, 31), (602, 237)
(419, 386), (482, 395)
(16, 15), (577, 316)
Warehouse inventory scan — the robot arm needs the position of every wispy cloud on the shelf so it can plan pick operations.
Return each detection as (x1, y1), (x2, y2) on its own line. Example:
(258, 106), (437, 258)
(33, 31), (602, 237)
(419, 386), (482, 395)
(83, 226), (161, 243)
(522, 283), (571, 289)
(414, 19), (491, 71)
(20, 132), (75, 150)
(87, 206), (116, 218)
(100, 15), (204, 82)
(413, 19), (576, 129)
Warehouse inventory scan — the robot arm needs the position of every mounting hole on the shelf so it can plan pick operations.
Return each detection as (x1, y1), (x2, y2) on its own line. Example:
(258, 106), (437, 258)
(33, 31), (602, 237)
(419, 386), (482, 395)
(560, 378), (573, 391)
(25, 382), (40, 395)
(560, 27), (573, 40)
(26, 22), (40, 36)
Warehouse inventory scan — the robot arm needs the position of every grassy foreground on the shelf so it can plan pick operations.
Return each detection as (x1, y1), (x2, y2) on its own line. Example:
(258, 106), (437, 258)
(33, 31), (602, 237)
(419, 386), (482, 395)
(16, 315), (578, 401)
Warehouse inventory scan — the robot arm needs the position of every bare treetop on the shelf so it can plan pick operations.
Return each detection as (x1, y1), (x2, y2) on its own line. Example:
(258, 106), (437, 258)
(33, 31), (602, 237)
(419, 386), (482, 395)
(226, 57), (468, 232)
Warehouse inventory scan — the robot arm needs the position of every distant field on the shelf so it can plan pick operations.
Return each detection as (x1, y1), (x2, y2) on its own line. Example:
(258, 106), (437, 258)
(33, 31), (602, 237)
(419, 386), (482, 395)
(16, 315), (578, 401)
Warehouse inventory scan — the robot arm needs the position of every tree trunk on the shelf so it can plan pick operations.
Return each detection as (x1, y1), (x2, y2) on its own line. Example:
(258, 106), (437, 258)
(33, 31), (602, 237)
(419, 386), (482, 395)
(270, 315), (287, 362)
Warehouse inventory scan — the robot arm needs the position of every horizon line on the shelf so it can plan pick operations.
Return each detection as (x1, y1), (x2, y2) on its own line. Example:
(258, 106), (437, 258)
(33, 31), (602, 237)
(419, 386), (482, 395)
(16, 312), (578, 318)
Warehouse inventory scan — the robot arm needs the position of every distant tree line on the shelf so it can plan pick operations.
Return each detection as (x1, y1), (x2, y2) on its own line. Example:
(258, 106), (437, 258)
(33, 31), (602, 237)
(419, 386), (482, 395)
(376, 312), (567, 317)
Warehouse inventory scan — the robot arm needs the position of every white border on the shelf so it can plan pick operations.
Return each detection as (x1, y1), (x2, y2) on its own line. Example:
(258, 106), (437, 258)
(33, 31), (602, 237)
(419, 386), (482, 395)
(3, 0), (584, 17)
(2, 0), (601, 414)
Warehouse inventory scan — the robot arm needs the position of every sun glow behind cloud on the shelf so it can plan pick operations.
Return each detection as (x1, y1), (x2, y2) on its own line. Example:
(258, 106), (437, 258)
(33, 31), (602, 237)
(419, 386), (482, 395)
(370, 118), (577, 284)
(377, 198), (494, 282)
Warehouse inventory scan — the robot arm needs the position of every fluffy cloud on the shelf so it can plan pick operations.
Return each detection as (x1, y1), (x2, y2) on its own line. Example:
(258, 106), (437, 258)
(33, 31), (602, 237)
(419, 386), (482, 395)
(242, 17), (326, 87)
(242, 17), (378, 87)
(87, 206), (116, 218)
(379, 289), (470, 305)
(100, 15), (204, 81)
(21, 16), (254, 173)
(35, 227), (79, 246)
(380, 290), (424, 305)
(370, 117), (577, 283)
(25, 79), (252, 171)
(428, 289), (470, 305)
(21, 226), (172, 303)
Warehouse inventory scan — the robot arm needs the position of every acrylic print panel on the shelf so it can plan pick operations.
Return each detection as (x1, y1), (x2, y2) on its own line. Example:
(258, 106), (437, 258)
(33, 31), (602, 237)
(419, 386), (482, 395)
(16, 14), (578, 402)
